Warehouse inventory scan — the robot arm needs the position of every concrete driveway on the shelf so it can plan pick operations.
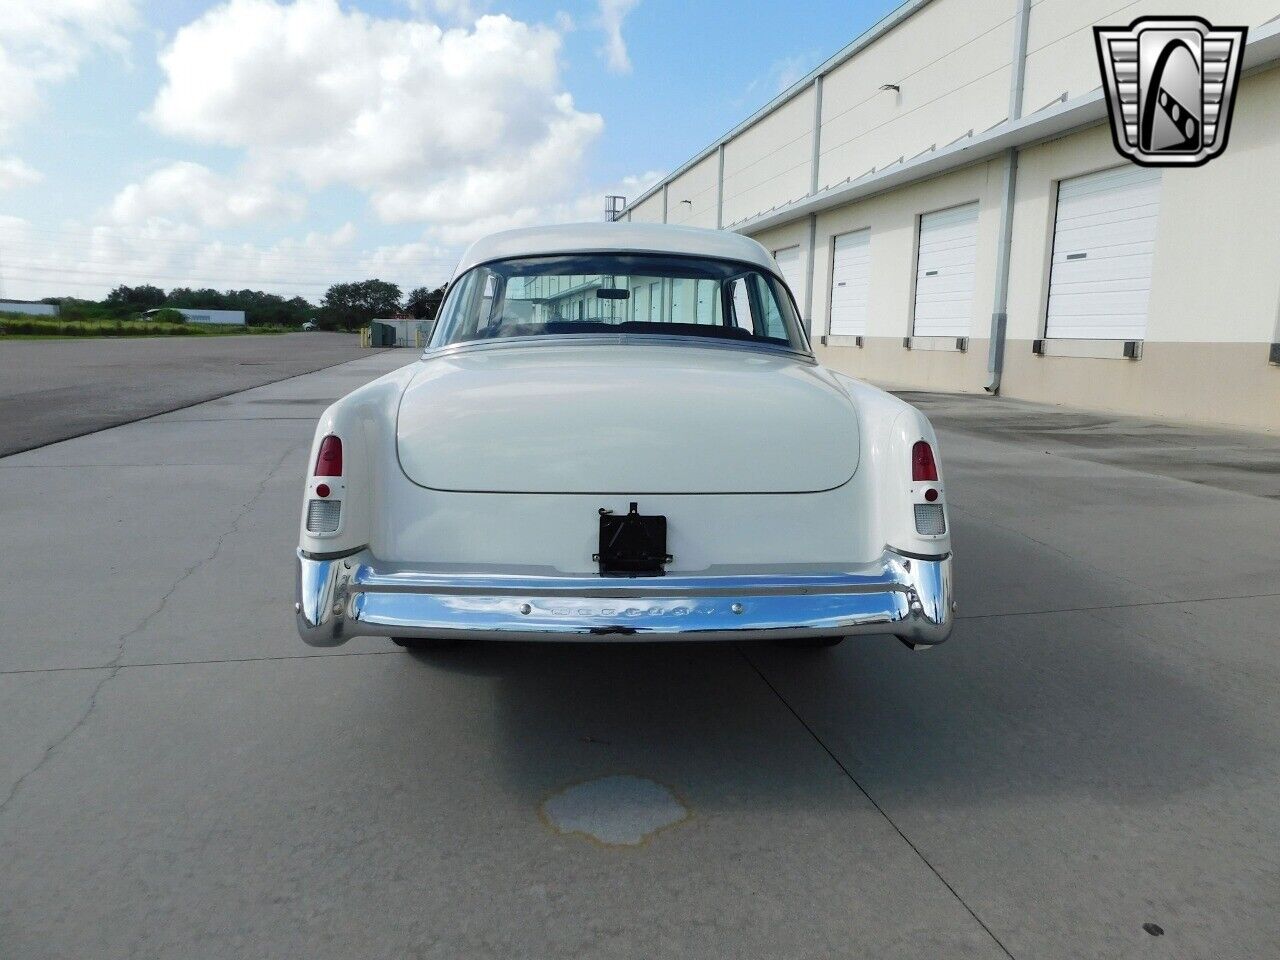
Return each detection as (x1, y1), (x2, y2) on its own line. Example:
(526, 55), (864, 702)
(1, 351), (1277, 959)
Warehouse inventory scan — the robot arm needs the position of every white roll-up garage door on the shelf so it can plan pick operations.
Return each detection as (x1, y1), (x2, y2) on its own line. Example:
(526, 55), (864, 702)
(1046, 165), (1161, 340)
(912, 202), (978, 338)
(829, 229), (871, 337)
(773, 246), (803, 307)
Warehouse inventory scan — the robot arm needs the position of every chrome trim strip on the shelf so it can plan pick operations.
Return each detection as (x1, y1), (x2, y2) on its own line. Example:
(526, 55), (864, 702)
(296, 549), (954, 647)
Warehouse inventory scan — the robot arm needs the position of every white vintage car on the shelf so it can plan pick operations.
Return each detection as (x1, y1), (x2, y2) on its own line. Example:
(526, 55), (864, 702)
(297, 223), (953, 650)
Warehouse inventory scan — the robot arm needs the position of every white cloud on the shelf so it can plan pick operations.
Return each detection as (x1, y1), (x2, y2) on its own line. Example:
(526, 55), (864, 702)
(0, 156), (43, 190)
(405, 168), (664, 247)
(596, 0), (639, 74)
(738, 53), (816, 107)
(771, 54), (811, 92)
(109, 161), (305, 228)
(0, 167), (661, 303)
(358, 236), (459, 281)
(400, 0), (487, 22)
(147, 0), (603, 230)
(0, 0), (136, 140)
(368, 96), (602, 224)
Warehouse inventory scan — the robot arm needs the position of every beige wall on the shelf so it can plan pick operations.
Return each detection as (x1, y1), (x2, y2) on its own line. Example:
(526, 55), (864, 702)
(1007, 67), (1280, 348)
(722, 86), (815, 228)
(623, 0), (1280, 431)
(722, 0), (1015, 228)
(1022, 0), (1280, 112)
(1002, 341), (1280, 433)
(755, 65), (1280, 429)
(628, 191), (665, 224)
(998, 65), (1280, 432)
(666, 152), (720, 228)
(819, 0), (1011, 190)
(1147, 66), (1280, 345)
(816, 336), (992, 394)
(752, 157), (1007, 392)
(628, 0), (1280, 232)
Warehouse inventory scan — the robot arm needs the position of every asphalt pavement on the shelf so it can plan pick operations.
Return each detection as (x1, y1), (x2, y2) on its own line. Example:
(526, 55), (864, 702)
(0, 332), (371, 456)
(1, 349), (1278, 959)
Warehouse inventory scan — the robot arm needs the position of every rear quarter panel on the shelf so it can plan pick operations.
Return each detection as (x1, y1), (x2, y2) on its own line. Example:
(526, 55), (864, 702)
(300, 359), (949, 570)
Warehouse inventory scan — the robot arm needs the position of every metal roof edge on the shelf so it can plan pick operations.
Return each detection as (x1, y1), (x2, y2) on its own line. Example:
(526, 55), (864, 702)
(727, 18), (1280, 236)
(622, 12), (1280, 226)
(619, 0), (938, 216)
(727, 91), (1104, 235)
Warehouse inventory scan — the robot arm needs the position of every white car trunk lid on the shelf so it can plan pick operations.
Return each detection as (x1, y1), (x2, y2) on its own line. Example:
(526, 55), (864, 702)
(396, 343), (859, 494)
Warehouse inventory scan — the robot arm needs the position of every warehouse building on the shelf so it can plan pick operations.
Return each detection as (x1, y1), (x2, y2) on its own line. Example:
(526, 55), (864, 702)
(159, 308), (246, 326)
(0, 300), (59, 317)
(620, 0), (1280, 432)
(371, 317), (435, 347)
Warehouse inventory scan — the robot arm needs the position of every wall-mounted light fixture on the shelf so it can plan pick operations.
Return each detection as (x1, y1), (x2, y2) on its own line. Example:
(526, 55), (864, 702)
(879, 83), (900, 92)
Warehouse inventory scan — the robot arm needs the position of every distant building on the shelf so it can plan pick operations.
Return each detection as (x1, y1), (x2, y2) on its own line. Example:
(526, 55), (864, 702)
(372, 317), (434, 347)
(0, 300), (59, 317)
(148, 308), (245, 326)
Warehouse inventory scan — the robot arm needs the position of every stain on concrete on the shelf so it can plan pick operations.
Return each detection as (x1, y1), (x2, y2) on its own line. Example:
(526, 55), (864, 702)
(541, 775), (689, 847)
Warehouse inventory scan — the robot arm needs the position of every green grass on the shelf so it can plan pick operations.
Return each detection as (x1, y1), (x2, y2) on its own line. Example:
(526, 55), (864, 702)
(0, 333), (86, 340)
(0, 314), (290, 339)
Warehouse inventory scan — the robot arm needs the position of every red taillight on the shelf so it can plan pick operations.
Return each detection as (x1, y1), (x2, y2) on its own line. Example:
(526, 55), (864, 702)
(314, 435), (343, 476)
(911, 441), (938, 482)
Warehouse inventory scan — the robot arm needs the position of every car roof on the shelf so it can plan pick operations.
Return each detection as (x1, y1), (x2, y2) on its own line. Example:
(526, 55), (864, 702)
(452, 222), (777, 278)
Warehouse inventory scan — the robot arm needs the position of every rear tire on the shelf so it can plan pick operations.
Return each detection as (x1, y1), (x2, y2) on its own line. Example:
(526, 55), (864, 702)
(775, 636), (845, 649)
(391, 637), (459, 651)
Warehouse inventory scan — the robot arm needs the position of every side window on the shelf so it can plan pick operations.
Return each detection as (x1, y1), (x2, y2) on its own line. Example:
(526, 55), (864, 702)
(750, 274), (787, 340)
(437, 269), (483, 341)
(478, 272), (498, 326)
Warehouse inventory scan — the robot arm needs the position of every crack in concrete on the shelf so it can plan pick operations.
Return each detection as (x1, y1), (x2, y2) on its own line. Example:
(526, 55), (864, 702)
(736, 644), (1018, 960)
(957, 590), (1280, 621)
(0, 444), (300, 818)
(3, 589), (1277, 679)
(0, 648), (401, 676)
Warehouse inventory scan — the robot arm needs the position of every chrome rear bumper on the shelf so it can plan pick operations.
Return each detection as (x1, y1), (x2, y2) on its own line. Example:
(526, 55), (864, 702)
(296, 549), (954, 647)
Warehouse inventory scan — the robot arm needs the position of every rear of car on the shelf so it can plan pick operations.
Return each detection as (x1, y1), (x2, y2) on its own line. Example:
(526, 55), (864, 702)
(296, 225), (953, 648)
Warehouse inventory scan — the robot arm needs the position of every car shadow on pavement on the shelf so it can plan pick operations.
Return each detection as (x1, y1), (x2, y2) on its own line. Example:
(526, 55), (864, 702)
(395, 577), (1261, 816)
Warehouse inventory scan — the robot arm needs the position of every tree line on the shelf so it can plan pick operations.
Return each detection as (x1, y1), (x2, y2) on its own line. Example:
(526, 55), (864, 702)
(40, 280), (447, 330)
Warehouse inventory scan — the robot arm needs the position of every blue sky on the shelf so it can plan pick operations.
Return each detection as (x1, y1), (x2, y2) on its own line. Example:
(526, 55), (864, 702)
(0, 0), (900, 301)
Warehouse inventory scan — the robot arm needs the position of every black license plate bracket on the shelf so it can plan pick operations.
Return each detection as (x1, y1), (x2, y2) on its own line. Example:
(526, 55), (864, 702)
(596, 502), (670, 577)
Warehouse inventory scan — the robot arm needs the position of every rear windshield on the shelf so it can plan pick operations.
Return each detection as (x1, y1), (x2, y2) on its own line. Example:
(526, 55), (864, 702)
(430, 253), (808, 352)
